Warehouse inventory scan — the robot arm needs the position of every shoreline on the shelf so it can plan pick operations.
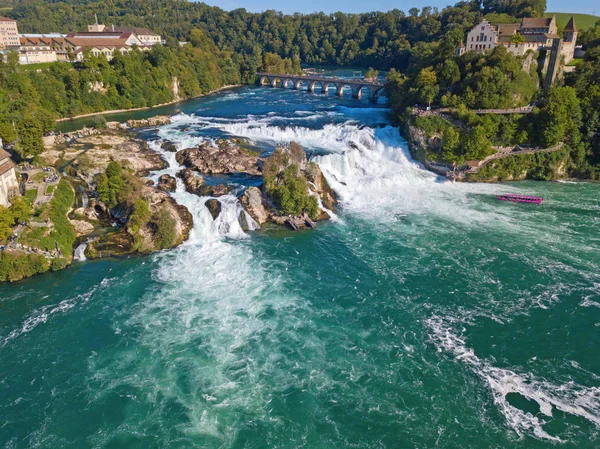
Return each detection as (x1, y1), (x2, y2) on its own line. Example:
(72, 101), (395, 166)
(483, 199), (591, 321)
(55, 84), (241, 123)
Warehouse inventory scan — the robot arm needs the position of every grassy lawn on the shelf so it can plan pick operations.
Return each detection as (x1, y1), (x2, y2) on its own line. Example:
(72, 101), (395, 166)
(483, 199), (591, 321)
(32, 172), (46, 182)
(19, 180), (75, 254)
(46, 185), (56, 195)
(567, 58), (583, 67)
(24, 189), (38, 206)
(545, 12), (599, 30)
(19, 62), (58, 72)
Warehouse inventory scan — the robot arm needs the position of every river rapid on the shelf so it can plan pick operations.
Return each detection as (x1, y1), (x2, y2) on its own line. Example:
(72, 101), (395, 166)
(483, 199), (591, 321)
(1, 86), (600, 448)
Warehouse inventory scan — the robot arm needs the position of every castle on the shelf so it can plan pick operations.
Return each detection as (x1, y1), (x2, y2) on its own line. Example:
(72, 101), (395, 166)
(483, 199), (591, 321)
(462, 15), (578, 86)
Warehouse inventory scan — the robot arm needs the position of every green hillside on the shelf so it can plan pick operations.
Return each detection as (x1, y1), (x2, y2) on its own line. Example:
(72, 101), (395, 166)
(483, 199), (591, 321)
(545, 12), (600, 30)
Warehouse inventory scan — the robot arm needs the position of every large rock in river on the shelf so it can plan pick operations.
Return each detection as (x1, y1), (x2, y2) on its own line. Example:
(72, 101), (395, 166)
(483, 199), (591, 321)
(177, 169), (231, 197)
(158, 174), (177, 192)
(205, 199), (221, 220)
(177, 169), (204, 195)
(241, 186), (269, 224)
(176, 142), (261, 175)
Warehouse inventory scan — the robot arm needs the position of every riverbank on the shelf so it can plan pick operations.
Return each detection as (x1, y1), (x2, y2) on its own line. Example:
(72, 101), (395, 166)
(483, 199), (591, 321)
(55, 84), (241, 124)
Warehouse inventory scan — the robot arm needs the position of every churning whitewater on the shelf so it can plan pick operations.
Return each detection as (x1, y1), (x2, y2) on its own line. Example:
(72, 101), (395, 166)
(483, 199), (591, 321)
(1, 87), (599, 449)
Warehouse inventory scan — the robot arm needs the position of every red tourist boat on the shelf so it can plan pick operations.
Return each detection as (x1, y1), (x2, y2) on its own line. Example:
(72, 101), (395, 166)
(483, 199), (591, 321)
(496, 194), (543, 204)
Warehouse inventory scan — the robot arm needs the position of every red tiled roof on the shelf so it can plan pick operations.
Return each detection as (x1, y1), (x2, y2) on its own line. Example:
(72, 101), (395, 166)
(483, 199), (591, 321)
(0, 160), (15, 177)
(68, 37), (132, 48)
(496, 23), (520, 36)
(521, 17), (553, 28)
(0, 16), (16, 22)
(0, 148), (11, 160)
(66, 31), (125, 38)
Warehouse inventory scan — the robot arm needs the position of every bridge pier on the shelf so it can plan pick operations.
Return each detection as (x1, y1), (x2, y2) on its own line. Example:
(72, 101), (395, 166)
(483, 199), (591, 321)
(336, 84), (345, 97)
(352, 86), (362, 99)
(271, 79), (278, 88)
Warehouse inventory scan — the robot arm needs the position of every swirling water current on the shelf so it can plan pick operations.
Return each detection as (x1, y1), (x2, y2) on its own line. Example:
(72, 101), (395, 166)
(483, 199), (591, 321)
(1, 87), (600, 448)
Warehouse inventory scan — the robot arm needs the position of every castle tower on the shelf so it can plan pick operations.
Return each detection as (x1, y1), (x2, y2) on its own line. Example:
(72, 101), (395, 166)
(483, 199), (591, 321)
(561, 16), (578, 64)
(563, 16), (578, 43)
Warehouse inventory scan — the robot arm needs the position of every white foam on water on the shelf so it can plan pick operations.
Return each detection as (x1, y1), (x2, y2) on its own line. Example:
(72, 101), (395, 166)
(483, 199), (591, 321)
(0, 278), (117, 347)
(425, 315), (600, 442)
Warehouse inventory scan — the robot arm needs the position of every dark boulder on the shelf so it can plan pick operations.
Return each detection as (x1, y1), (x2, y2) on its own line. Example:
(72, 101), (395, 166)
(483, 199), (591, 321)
(205, 199), (221, 220)
(157, 174), (177, 192)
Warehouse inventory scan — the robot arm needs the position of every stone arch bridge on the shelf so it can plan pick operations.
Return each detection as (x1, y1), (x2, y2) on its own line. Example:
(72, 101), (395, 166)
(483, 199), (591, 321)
(256, 72), (385, 99)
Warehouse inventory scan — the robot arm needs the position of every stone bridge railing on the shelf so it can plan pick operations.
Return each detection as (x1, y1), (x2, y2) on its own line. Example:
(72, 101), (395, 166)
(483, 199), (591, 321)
(256, 72), (385, 99)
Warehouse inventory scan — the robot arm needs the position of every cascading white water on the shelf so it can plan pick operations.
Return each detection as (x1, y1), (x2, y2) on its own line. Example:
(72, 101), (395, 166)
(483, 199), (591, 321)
(81, 191), (89, 209)
(147, 134), (256, 241)
(74, 243), (87, 261)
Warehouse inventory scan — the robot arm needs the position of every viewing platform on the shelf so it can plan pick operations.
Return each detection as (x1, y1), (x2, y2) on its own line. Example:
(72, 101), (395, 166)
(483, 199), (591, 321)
(256, 72), (385, 99)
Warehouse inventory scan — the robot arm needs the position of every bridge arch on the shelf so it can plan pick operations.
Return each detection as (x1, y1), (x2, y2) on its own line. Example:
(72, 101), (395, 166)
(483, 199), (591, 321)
(282, 78), (295, 89)
(369, 86), (385, 99)
(309, 80), (323, 93)
(322, 82), (337, 94)
(259, 76), (271, 86)
(270, 77), (282, 88)
(335, 84), (354, 97)
(295, 79), (308, 90)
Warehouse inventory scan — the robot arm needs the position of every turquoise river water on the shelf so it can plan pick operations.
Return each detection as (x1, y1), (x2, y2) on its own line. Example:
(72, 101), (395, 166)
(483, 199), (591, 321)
(1, 86), (600, 448)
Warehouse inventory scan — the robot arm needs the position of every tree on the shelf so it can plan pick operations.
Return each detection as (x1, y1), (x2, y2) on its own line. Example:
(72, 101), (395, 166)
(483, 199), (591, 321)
(414, 67), (439, 107)
(538, 87), (581, 147)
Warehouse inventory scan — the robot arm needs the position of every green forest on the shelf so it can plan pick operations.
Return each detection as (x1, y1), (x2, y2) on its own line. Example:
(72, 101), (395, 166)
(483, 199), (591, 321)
(7, 0), (544, 69)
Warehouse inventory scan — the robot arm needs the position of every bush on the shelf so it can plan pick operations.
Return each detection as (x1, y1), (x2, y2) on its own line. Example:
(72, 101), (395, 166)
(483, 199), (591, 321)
(270, 165), (319, 218)
(0, 253), (50, 282)
(128, 198), (151, 250)
(153, 206), (177, 249)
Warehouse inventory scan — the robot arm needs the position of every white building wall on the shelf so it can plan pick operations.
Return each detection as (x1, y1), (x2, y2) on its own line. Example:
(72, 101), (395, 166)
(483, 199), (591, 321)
(466, 20), (498, 53)
(0, 166), (18, 207)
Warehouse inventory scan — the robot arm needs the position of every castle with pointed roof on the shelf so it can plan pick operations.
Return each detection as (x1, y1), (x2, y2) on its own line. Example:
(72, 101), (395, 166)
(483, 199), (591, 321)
(464, 15), (578, 86)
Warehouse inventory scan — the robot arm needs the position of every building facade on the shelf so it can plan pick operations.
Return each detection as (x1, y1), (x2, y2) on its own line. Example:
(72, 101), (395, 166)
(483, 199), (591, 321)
(465, 15), (578, 65)
(19, 37), (58, 64)
(466, 19), (497, 52)
(0, 149), (19, 208)
(0, 16), (19, 49)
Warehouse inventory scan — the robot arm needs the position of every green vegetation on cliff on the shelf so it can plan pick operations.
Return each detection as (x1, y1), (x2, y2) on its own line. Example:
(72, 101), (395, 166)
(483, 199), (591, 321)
(0, 252), (49, 282)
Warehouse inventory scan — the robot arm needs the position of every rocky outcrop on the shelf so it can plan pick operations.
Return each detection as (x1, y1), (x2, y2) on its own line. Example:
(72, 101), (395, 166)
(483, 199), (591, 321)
(126, 116), (171, 128)
(140, 185), (193, 249)
(69, 219), (95, 237)
(177, 169), (231, 197)
(204, 199), (221, 220)
(241, 186), (269, 224)
(161, 141), (178, 153)
(43, 132), (165, 183)
(177, 169), (204, 194)
(261, 142), (336, 224)
(306, 163), (336, 211)
(43, 127), (101, 149)
(72, 206), (99, 221)
(158, 174), (177, 192)
(176, 142), (261, 176)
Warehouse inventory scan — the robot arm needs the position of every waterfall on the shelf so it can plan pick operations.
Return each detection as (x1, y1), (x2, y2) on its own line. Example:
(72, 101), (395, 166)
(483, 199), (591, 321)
(147, 138), (256, 241)
(74, 243), (87, 261)
(81, 191), (89, 209)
